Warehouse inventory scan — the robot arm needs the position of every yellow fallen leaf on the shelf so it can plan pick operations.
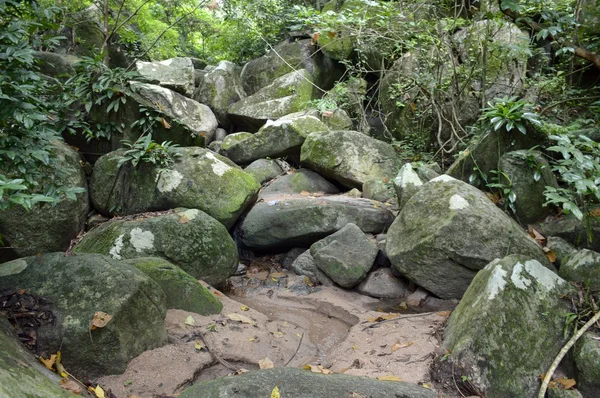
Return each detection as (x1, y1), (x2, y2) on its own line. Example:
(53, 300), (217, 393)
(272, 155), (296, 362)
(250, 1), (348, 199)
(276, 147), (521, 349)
(544, 248), (557, 263)
(194, 341), (204, 351)
(556, 377), (576, 389)
(179, 215), (190, 224)
(184, 315), (196, 326)
(271, 331), (284, 338)
(392, 342), (413, 352)
(271, 386), (280, 398)
(300, 190), (310, 196)
(241, 305), (249, 311)
(227, 313), (255, 324)
(303, 364), (333, 374)
(421, 383), (432, 389)
(436, 310), (452, 318)
(249, 337), (255, 342)
(60, 379), (82, 395)
(90, 312), (113, 331)
(40, 354), (56, 370)
(93, 385), (105, 398)
(351, 345), (357, 350)
(377, 375), (402, 382)
(55, 351), (67, 378)
(259, 357), (274, 369)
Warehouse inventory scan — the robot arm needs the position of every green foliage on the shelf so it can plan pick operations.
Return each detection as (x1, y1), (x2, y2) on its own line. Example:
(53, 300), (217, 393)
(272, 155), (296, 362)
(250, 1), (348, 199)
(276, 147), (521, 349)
(486, 169), (518, 213)
(481, 96), (541, 134)
(118, 133), (180, 169)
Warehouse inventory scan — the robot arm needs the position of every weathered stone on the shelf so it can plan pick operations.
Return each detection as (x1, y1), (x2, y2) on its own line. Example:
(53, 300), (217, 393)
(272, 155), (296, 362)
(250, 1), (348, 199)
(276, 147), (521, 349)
(136, 58), (195, 98)
(33, 51), (79, 79)
(301, 130), (400, 188)
(546, 236), (577, 267)
(560, 249), (600, 291)
(221, 112), (330, 164)
(0, 253), (168, 378)
(207, 141), (221, 153)
(214, 128), (228, 142)
(228, 69), (315, 132)
(238, 195), (394, 250)
(405, 287), (430, 308)
(356, 268), (408, 298)
(73, 209), (238, 286)
(414, 163), (441, 181)
(393, 163), (424, 210)
(386, 176), (551, 299)
(0, 141), (89, 262)
(178, 367), (436, 398)
(537, 215), (600, 252)
(437, 255), (574, 397)
(124, 257), (223, 315)
(362, 179), (396, 203)
(317, 108), (353, 130)
(90, 147), (259, 228)
(260, 169), (339, 198)
(310, 223), (378, 288)
(290, 249), (334, 286)
(244, 159), (285, 185)
(574, 330), (600, 397)
(220, 132), (253, 152)
(547, 388), (584, 398)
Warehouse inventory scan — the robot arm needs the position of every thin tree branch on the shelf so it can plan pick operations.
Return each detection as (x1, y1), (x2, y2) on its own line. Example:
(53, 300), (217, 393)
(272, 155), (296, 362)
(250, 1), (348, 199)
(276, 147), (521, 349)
(106, 0), (152, 45)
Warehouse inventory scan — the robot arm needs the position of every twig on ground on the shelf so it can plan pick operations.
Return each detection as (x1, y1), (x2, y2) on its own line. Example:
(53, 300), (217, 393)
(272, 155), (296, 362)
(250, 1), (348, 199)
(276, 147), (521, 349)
(285, 332), (304, 366)
(195, 331), (239, 371)
(361, 313), (436, 331)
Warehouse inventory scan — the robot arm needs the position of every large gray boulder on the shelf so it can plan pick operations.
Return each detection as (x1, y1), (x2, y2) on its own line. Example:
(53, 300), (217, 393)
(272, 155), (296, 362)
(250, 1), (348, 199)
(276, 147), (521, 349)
(221, 112), (330, 164)
(195, 60), (246, 128)
(537, 215), (600, 252)
(0, 253), (168, 378)
(356, 268), (408, 299)
(301, 130), (401, 188)
(33, 51), (80, 79)
(386, 176), (551, 299)
(436, 255), (574, 398)
(260, 169), (339, 198)
(0, 141), (89, 262)
(310, 224), (378, 288)
(228, 69), (315, 131)
(559, 249), (600, 291)
(244, 159), (285, 185)
(73, 208), (238, 286)
(178, 367), (436, 398)
(238, 195), (395, 250)
(136, 57), (195, 98)
(90, 147), (260, 228)
(574, 330), (600, 397)
(290, 249), (334, 286)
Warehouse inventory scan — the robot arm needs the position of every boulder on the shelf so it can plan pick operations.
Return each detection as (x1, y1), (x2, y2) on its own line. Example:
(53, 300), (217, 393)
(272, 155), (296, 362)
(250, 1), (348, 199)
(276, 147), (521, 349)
(301, 130), (400, 188)
(33, 51), (79, 79)
(136, 58), (195, 98)
(259, 169), (339, 198)
(498, 150), (558, 223)
(228, 69), (315, 132)
(90, 147), (260, 228)
(0, 141), (89, 262)
(546, 236), (577, 267)
(195, 60), (246, 128)
(574, 330), (600, 397)
(436, 255), (574, 397)
(386, 176), (551, 299)
(238, 195), (395, 250)
(221, 112), (330, 164)
(72, 209), (238, 286)
(240, 39), (341, 96)
(220, 132), (253, 152)
(124, 257), (223, 315)
(290, 249), (334, 286)
(178, 367), (436, 398)
(356, 268), (408, 298)
(559, 249), (600, 291)
(0, 253), (168, 378)
(244, 159), (285, 185)
(214, 128), (228, 142)
(317, 108), (353, 130)
(537, 215), (600, 252)
(310, 223), (378, 287)
(393, 163), (424, 209)
(362, 179), (396, 203)
(0, 318), (76, 398)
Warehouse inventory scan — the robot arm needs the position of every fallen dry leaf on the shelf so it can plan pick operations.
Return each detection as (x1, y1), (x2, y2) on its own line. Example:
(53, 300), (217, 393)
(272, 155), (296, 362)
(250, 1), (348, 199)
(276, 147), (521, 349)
(543, 247), (557, 263)
(556, 377), (576, 389)
(392, 342), (413, 352)
(55, 351), (67, 378)
(271, 386), (281, 398)
(311, 32), (321, 45)
(90, 312), (113, 331)
(436, 310), (452, 318)
(377, 375), (402, 382)
(60, 379), (82, 395)
(241, 305), (249, 311)
(178, 215), (190, 224)
(227, 313), (255, 324)
(92, 384), (105, 398)
(160, 117), (171, 129)
(300, 190), (310, 196)
(184, 315), (196, 326)
(528, 225), (545, 245)
(40, 354), (56, 370)
(194, 341), (204, 351)
(271, 331), (284, 338)
(259, 357), (274, 369)
(304, 364), (333, 374)
(327, 31), (336, 38)
(421, 383), (432, 389)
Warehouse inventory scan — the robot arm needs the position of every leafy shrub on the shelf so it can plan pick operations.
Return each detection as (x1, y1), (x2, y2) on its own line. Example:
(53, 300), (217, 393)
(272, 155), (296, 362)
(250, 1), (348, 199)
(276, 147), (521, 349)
(118, 134), (181, 169)
(480, 96), (541, 134)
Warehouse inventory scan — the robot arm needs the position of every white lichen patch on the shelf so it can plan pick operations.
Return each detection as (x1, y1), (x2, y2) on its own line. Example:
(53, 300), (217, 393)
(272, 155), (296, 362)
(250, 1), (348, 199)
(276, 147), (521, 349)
(0, 259), (28, 277)
(510, 261), (532, 290)
(109, 234), (125, 260)
(156, 169), (183, 193)
(485, 264), (508, 300)
(159, 59), (174, 66)
(179, 209), (200, 221)
(129, 228), (155, 253)
(431, 174), (456, 183)
(449, 194), (470, 210)
(396, 163), (423, 188)
(523, 260), (564, 291)
(204, 152), (233, 176)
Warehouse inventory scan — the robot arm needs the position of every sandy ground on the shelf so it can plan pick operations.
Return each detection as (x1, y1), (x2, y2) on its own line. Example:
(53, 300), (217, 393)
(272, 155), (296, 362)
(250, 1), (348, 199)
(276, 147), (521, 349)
(97, 273), (451, 398)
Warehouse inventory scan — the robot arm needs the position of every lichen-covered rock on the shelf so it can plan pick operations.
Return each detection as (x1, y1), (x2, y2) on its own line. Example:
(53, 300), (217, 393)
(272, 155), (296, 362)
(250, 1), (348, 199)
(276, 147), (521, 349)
(559, 249), (600, 291)
(573, 330), (600, 397)
(0, 253), (168, 378)
(260, 169), (339, 198)
(221, 112), (330, 164)
(537, 215), (600, 252)
(72, 209), (238, 286)
(393, 163), (423, 209)
(238, 195), (394, 250)
(178, 367), (437, 398)
(90, 147), (259, 228)
(195, 60), (246, 128)
(124, 257), (223, 315)
(362, 179), (396, 203)
(136, 58), (195, 98)
(498, 150), (558, 223)
(228, 69), (315, 131)
(0, 141), (89, 262)
(33, 51), (79, 79)
(290, 249), (334, 286)
(0, 319), (76, 398)
(244, 159), (285, 185)
(301, 130), (400, 188)
(436, 255), (574, 398)
(221, 132), (253, 152)
(386, 176), (551, 299)
(546, 236), (577, 267)
(310, 223), (378, 288)
(317, 108), (353, 130)
(356, 267), (408, 298)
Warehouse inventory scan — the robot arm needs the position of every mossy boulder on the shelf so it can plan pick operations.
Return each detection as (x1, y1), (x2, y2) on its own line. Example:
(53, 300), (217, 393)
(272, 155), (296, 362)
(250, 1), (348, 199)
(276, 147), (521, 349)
(195, 60), (246, 129)
(221, 112), (330, 164)
(559, 249), (600, 291)
(300, 130), (401, 188)
(72, 209), (238, 286)
(356, 268), (408, 299)
(228, 69), (315, 132)
(573, 330), (600, 397)
(220, 132), (253, 152)
(386, 176), (552, 299)
(537, 215), (600, 252)
(0, 141), (89, 262)
(136, 58), (195, 98)
(0, 253), (168, 378)
(310, 223), (378, 288)
(260, 169), (339, 198)
(0, 318), (77, 398)
(124, 257), (222, 315)
(244, 159), (285, 185)
(238, 195), (395, 250)
(437, 255), (574, 397)
(498, 150), (558, 224)
(90, 147), (260, 228)
(362, 179), (396, 203)
(33, 51), (80, 79)
(290, 249), (333, 285)
(393, 163), (424, 210)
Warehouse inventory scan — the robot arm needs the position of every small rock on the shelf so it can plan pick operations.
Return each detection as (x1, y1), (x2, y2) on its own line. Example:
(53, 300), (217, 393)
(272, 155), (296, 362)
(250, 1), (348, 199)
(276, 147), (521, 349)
(356, 268), (408, 299)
